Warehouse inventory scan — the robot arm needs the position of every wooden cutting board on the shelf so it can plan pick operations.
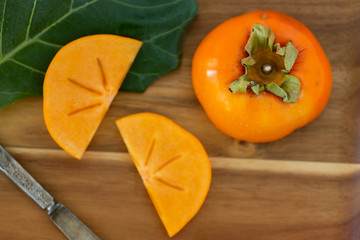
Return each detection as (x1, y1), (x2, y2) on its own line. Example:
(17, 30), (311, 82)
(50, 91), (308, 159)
(0, 0), (360, 239)
(1, 147), (360, 240)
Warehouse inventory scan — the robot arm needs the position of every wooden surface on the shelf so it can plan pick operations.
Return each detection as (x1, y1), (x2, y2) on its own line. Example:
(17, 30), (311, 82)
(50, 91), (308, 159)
(1, 0), (360, 239)
(0, 0), (359, 163)
(1, 147), (360, 240)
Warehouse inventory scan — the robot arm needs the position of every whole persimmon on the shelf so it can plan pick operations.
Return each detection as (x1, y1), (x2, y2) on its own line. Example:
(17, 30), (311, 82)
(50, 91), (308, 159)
(192, 11), (332, 142)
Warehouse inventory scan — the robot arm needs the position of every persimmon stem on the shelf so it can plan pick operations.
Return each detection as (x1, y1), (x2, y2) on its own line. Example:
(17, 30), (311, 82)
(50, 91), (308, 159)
(229, 24), (301, 103)
(261, 63), (273, 75)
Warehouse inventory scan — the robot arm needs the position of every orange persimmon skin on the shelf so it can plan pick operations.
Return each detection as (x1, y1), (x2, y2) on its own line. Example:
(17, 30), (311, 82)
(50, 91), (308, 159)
(192, 11), (332, 142)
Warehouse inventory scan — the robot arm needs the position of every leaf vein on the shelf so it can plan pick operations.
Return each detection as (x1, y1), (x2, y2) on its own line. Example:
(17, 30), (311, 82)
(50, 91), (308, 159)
(0, 0), (99, 65)
(0, 0), (7, 59)
(128, 71), (160, 77)
(143, 1), (196, 43)
(36, 39), (63, 48)
(109, 0), (181, 9)
(0, 91), (38, 96)
(25, 0), (38, 42)
(146, 42), (177, 58)
(10, 58), (45, 75)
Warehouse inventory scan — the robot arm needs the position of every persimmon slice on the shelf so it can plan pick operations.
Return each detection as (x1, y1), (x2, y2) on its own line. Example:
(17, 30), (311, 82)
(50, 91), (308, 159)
(116, 113), (211, 237)
(44, 35), (142, 159)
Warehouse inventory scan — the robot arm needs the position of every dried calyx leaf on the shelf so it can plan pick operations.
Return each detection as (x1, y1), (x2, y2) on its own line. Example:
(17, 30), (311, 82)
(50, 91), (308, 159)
(274, 43), (285, 56)
(265, 75), (300, 103)
(229, 24), (301, 103)
(229, 75), (249, 93)
(284, 41), (298, 72)
(245, 24), (275, 54)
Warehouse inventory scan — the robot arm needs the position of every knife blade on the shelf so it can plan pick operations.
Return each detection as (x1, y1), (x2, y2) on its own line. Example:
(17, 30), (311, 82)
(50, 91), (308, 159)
(0, 145), (100, 240)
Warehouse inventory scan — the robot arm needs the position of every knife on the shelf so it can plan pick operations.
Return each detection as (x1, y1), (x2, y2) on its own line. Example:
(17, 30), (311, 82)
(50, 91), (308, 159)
(0, 145), (101, 240)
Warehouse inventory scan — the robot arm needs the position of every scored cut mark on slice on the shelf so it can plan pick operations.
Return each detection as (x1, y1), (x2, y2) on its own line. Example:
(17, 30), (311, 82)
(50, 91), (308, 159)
(116, 113), (212, 237)
(44, 35), (142, 159)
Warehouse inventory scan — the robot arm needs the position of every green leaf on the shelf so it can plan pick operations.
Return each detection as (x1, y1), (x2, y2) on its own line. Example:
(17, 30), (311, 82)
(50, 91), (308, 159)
(284, 41), (298, 72)
(229, 75), (250, 94)
(0, 0), (198, 109)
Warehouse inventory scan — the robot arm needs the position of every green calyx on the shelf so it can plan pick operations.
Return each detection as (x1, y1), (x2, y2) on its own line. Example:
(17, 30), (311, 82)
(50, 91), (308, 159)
(229, 24), (301, 103)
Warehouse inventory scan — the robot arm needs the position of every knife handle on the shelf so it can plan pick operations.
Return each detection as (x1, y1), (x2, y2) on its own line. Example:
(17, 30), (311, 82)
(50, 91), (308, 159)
(0, 146), (55, 210)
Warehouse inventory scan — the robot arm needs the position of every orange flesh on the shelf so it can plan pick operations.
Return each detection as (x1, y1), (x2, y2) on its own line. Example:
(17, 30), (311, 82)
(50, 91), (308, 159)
(116, 113), (211, 237)
(44, 35), (142, 159)
(192, 11), (332, 142)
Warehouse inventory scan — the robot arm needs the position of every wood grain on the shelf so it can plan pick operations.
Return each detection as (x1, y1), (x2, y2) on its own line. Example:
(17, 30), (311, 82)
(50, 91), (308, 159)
(0, 0), (359, 163)
(0, 147), (360, 240)
(0, 0), (360, 239)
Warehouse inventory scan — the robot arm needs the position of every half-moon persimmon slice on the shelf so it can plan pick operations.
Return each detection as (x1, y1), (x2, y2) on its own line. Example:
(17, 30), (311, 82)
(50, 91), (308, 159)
(116, 113), (211, 237)
(44, 35), (142, 159)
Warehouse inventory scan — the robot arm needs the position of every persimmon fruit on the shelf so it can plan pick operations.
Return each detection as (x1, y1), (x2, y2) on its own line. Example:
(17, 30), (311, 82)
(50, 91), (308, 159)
(116, 113), (211, 237)
(192, 11), (332, 142)
(44, 35), (142, 159)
